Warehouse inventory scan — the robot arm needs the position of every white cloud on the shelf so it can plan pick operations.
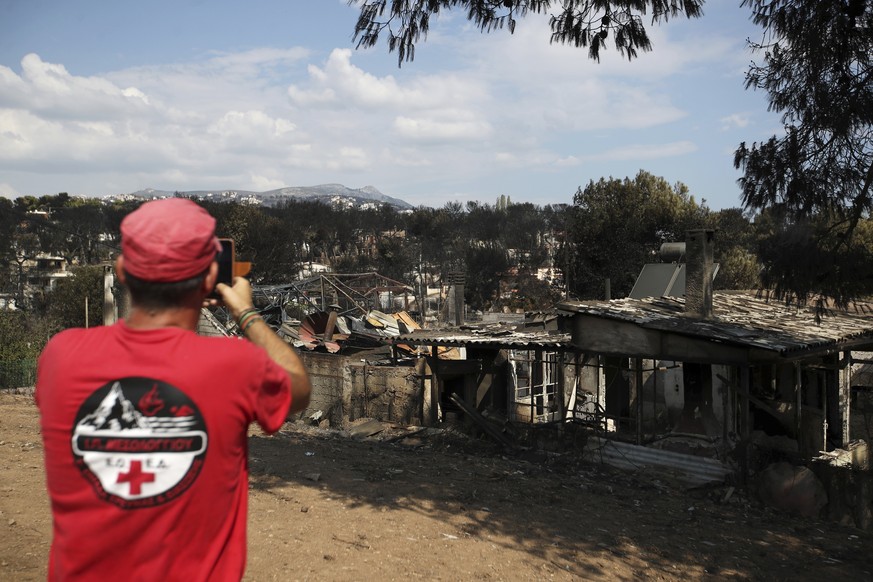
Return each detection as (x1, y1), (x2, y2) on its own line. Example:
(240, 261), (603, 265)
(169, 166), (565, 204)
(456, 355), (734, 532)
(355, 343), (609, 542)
(208, 110), (297, 152)
(377, 147), (434, 169)
(288, 48), (488, 111)
(720, 113), (751, 131)
(249, 173), (287, 191)
(556, 141), (698, 166)
(553, 154), (582, 168)
(2, 31), (691, 191)
(287, 84), (336, 105)
(336, 147), (369, 169)
(595, 140), (698, 162)
(0, 52), (318, 186)
(0, 54), (151, 120)
(393, 116), (491, 142)
(207, 47), (310, 71)
(0, 183), (20, 198)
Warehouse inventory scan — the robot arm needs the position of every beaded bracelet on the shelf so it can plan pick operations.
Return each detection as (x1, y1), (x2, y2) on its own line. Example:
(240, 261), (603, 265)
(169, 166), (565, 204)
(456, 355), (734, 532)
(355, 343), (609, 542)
(241, 315), (262, 334)
(237, 310), (259, 330)
(237, 307), (258, 321)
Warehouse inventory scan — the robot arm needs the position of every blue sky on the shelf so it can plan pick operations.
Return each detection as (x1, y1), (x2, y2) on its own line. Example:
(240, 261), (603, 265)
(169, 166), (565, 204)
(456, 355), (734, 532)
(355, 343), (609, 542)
(0, 0), (780, 209)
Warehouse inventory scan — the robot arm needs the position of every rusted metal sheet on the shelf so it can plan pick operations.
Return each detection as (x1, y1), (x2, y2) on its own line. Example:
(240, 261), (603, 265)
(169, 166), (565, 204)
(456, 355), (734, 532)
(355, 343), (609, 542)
(299, 312), (346, 352)
(395, 311), (420, 333)
(292, 308), (428, 352)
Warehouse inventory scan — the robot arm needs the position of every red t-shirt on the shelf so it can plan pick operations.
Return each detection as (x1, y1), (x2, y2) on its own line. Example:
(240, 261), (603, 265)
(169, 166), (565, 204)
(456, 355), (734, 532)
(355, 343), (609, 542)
(36, 321), (291, 581)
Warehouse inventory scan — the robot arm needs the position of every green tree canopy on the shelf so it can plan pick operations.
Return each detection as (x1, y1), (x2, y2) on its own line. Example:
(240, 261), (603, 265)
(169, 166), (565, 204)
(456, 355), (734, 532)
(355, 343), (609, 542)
(568, 170), (708, 299)
(351, 0), (704, 66)
(43, 265), (106, 330)
(734, 0), (873, 306)
(200, 201), (301, 284)
(711, 207), (760, 291)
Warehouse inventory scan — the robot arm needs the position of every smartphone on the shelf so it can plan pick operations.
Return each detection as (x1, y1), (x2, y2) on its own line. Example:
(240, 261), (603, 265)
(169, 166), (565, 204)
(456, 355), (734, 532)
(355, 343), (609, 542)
(211, 238), (234, 298)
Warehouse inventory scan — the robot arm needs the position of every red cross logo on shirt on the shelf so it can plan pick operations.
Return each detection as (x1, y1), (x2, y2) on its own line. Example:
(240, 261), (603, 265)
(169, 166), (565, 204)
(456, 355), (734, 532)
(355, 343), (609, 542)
(116, 460), (156, 495)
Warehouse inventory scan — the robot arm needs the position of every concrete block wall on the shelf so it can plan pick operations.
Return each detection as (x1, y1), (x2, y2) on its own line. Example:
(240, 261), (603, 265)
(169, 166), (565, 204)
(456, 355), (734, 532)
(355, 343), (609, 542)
(298, 352), (426, 427)
(347, 363), (423, 425)
(298, 352), (346, 425)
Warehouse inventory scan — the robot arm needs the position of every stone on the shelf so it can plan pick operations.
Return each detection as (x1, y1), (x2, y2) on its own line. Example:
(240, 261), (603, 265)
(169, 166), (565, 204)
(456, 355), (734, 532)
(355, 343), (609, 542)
(757, 462), (827, 518)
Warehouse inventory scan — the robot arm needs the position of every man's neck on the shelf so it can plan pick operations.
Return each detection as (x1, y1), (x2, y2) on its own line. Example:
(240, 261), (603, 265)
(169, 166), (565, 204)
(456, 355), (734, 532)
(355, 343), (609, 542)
(125, 304), (201, 331)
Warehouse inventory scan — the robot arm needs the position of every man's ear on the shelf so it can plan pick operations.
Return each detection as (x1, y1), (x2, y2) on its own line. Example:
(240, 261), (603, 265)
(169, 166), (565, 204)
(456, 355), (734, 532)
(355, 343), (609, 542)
(115, 256), (127, 286)
(203, 261), (219, 294)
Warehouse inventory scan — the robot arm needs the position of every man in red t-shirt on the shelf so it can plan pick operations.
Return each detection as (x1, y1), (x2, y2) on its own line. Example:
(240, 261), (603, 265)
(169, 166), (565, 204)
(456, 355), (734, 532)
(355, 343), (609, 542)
(36, 198), (311, 581)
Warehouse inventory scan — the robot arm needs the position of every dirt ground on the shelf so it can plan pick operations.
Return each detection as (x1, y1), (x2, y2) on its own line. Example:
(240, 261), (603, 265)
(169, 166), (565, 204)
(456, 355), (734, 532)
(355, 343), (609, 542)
(1, 392), (871, 581)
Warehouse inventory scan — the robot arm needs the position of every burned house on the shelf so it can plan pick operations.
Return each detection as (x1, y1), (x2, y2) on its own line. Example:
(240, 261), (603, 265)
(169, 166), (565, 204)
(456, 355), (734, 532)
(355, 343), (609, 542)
(553, 230), (873, 527)
(381, 230), (873, 525)
(556, 231), (873, 460)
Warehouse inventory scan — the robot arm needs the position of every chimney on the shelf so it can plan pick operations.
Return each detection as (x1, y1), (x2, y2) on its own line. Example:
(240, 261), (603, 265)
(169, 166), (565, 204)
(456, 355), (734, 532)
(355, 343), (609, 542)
(446, 271), (465, 326)
(685, 229), (714, 319)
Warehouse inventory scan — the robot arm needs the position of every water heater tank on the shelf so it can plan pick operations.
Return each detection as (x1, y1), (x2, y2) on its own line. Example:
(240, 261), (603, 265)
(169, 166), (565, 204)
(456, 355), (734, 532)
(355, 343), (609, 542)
(659, 242), (686, 263)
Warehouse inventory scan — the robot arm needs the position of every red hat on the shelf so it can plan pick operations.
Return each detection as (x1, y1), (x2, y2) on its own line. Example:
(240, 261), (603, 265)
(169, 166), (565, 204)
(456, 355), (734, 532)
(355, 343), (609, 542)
(120, 198), (221, 282)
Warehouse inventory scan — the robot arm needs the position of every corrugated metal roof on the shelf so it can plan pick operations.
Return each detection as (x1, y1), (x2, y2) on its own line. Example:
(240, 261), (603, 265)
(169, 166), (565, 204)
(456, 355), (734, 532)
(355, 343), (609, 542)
(583, 436), (732, 486)
(197, 308), (231, 337)
(557, 292), (873, 357)
(394, 326), (572, 349)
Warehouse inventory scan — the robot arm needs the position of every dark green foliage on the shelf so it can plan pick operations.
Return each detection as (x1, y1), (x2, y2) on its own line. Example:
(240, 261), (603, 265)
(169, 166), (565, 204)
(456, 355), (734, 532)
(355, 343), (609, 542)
(350, 1), (704, 66)
(0, 199), (17, 268)
(0, 311), (51, 388)
(44, 265), (106, 330)
(46, 201), (112, 265)
(752, 210), (873, 309)
(567, 170), (710, 299)
(503, 202), (549, 270)
(373, 235), (414, 282)
(203, 201), (300, 284)
(3, 193), (120, 269)
(711, 207), (761, 290)
(0, 311), (51, 361)
(565, 174), (765, 298)
(504, 273), (562, 311)
(735, 0), (873, 305)
(464, 245), (511, 310)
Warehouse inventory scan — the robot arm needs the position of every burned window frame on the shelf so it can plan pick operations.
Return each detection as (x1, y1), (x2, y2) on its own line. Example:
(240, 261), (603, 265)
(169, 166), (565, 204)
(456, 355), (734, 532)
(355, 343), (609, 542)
(510, 349), (560, 422)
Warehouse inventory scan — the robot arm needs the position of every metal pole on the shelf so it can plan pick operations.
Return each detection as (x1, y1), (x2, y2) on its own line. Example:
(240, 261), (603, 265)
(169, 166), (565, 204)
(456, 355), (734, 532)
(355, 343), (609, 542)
(635, 358), (643, 444)
(652, 361), (657, 433)
(558, 351), (565, 425)
(840, 351), (852, 447)
(320, 276), (326, 311)
(822, 373), (828, 452)
(795, 363), (802, 445)
(722, 369), (729, 443)
(739, 367), (750, 438)
(419, 245), (425, 326)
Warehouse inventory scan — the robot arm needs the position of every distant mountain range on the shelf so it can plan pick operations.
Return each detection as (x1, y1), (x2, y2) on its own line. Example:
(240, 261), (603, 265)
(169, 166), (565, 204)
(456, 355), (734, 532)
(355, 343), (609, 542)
(125, 184), (414, 210)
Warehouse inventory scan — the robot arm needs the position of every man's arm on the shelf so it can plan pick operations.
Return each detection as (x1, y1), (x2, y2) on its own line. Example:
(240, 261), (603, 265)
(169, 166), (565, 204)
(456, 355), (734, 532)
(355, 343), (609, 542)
(216, 278), (311, 414)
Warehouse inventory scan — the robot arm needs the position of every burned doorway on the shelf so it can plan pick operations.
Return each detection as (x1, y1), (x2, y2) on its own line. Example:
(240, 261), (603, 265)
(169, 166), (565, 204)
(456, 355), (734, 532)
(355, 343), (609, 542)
(677, 362), (719, 436)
